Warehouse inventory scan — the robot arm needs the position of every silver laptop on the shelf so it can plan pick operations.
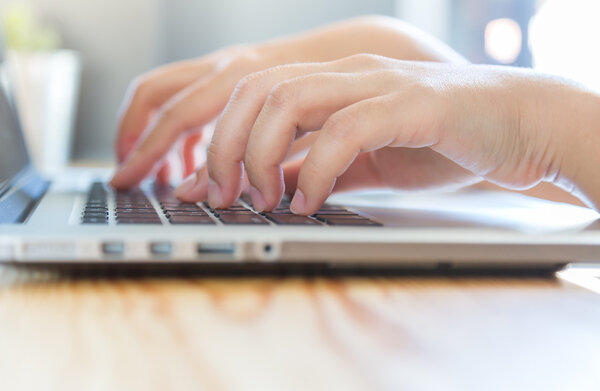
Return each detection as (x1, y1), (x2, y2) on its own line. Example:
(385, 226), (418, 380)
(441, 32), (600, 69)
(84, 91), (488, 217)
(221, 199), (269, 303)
(1, 53), (599, 271)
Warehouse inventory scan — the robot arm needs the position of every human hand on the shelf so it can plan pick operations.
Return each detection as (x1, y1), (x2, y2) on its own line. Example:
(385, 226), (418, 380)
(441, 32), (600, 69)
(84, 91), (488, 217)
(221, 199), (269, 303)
(176, 54), (595, 214)
(110, 16), (466, 188)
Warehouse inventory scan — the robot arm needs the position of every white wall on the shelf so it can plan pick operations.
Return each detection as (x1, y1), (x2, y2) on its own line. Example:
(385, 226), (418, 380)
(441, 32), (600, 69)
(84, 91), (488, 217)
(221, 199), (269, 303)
(2, 0), (396, 160)
(158, 0), (396, 62)
(395, 0), (452, 43)
(1, 0), (161, 159)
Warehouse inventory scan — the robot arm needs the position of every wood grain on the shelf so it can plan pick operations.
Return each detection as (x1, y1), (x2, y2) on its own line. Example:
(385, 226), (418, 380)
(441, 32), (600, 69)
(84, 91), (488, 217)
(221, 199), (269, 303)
(0, 266), (599, 391)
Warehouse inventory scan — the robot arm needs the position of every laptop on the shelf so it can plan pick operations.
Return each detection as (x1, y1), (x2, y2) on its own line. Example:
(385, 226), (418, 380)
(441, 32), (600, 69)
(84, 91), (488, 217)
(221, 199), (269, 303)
(1, 50), (600, 272)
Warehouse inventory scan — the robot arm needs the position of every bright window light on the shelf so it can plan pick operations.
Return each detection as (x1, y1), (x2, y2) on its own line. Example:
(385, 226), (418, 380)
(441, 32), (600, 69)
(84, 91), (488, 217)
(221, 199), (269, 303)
(485, 18), (523, 64)
(530, 0), (600, 91)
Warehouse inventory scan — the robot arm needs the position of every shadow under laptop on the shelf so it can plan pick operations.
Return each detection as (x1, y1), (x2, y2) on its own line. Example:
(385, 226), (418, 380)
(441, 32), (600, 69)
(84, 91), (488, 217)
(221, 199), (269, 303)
(0, 262), (564, 284)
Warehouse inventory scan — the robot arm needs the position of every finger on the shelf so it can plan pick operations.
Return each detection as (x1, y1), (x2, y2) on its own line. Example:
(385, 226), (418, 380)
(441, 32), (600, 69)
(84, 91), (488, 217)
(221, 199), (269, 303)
(205, 63), (328, 209)
(287, 132), (318, 161)
(205, 54), (395, 208)
(290, 93), (440, 215)
(156, 161), (172, 185)
(110, 72), (238, 189)
(174, 164), (209, 203)
(282, 153), (384, 196)
(174, 163), (254, 203)
(116, 60), (214, 163)
(243, 72), (393, 211)
(284, 146), (479, 198)
(181, 132), (204, 178)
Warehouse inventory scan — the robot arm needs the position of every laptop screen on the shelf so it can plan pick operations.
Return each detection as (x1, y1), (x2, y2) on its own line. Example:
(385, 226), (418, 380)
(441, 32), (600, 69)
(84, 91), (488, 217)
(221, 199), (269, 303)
(0, 39), (31, 196)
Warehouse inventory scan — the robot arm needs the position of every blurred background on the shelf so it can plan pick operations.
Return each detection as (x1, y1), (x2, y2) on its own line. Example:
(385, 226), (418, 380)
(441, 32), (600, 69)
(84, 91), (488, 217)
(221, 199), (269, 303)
(0, 0), (597, 166)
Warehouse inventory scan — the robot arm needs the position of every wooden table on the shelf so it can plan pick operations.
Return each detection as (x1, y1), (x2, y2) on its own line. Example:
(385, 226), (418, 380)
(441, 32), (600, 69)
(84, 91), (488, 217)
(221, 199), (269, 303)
(1, 265), (599, 391)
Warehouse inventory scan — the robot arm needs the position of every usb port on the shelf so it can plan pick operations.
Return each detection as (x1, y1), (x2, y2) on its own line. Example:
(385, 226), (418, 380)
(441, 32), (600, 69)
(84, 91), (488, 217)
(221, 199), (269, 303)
(150, 242), (172, 256)
(197, 242), (235, 255)
(102, 242), (124, 256)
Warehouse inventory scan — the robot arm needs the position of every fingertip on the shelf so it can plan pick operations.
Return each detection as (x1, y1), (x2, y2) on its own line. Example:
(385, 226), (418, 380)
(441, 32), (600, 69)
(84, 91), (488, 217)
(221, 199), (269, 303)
(109, 162), (128, 188)
(289, 189), (308, 215)
(109, 171), (131, 190)
(174, 174), (197, 198)
(175, 171), (208, 202)
(249, 185), (267, 212)
(109, 154), (147, 190)
(207, 177), (225, 209)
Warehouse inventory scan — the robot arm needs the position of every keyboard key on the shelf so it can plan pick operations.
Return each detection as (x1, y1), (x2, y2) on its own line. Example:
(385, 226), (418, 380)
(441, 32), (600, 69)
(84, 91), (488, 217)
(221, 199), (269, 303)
(219, 214), (270, 225)
(317, 204), (347, 211)
(323, 217), (382, 226)
(84, 207), (107, 213)
(116, 213), (159, 219)
(222, 202), (248, 209)
(266, 209), (294, 215)
(119, 219), (160, 224)
(83, 213), (108, 219)
(116, 204), (153, 209)
(85, 202), (107, 207)
(313, 210), (358, 216)
(264, 214), (323, 225)
(115, 208), (157, 213)
(169, 216), (216, 225)
(314, 214), (361, 221)
(165, 210), (208, 216)
(161, 202), (199, 208)
(162, 205), (202, 211)
(215, 209), (257, 215)
(82, 217), (107, 224)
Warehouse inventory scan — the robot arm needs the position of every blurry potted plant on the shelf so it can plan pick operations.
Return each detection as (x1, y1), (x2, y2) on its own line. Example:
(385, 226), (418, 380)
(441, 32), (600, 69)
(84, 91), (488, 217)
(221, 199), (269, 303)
(2, 3), (81, 174)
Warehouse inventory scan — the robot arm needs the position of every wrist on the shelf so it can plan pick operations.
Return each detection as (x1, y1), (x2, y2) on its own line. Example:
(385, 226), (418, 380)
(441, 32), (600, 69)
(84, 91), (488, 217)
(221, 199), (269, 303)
(546, 80), (600, 210)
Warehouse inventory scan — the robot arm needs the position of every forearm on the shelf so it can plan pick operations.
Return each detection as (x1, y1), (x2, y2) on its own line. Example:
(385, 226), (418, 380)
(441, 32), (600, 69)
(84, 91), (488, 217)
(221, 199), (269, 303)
(258, 15), (468, 65)
(559, 92), (600, 211)
(537, 77), (600, 211)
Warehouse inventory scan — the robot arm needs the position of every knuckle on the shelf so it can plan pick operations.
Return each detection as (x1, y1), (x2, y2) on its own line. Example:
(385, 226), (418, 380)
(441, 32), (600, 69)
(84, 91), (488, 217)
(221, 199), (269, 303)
(230, 64), (290, 103)
(155, 104), (179, 128)
(221, 46), (262, 72)
(265, 80), (298, 111)
(129, 76), (153, 104)
(231, 71), (264, 101)
(243, 146), (263, 174)
(322, 110), (355, 142)
(206, 140), (221, 163)
(205, 144), (222, 179)
(345, 53), (382, 68)
(299, 158), (322, 184)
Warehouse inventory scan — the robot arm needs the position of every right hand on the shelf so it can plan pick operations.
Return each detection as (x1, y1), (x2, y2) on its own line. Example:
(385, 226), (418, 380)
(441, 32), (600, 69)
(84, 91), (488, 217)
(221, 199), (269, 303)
(109, 16), (467, 189)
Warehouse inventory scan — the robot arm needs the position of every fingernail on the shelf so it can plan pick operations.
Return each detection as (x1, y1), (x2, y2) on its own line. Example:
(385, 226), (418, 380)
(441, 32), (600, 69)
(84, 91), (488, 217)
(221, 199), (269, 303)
(249, 185), (266, 212)
(174, 173), (198, 198)
(207, 178), (224, 209)
(290, 189), (306, 215)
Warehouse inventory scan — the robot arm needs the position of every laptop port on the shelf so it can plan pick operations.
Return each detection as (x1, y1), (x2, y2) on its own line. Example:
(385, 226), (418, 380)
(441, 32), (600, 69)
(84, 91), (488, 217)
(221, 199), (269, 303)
(102, 242), (124, 256)
(150, 242), (172, 256)
(197, 242), (235, 255)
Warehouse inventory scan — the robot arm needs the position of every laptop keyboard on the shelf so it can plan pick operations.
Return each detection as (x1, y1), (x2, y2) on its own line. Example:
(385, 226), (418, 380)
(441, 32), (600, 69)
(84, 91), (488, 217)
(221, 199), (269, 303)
(81, 182), (381, 227)
(81, 182), (109, 224)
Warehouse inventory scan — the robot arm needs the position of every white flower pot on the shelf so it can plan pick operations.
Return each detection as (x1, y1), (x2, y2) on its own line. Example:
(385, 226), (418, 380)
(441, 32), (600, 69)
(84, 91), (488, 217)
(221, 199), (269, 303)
(7, 49), (82, 174)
